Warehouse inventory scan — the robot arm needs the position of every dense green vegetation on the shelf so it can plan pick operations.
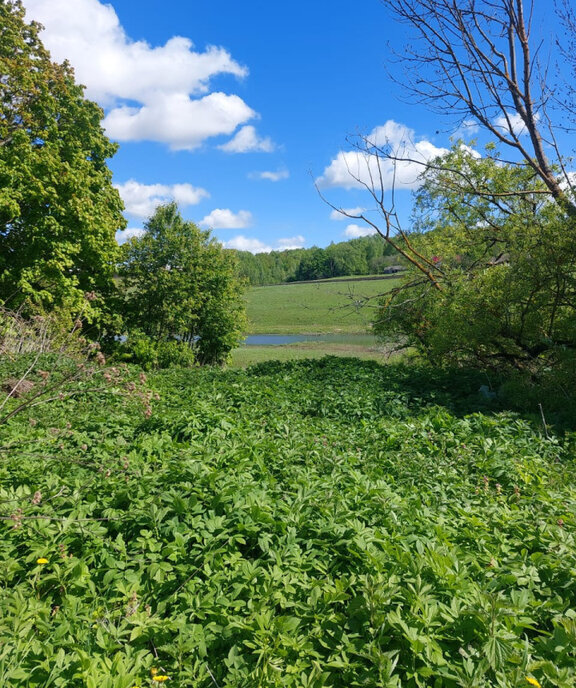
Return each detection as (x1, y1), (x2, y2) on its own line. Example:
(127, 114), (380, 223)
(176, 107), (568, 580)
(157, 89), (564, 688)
(245, 278), (399, 335)
(118, 204), (247, 366)
(234, 235), (401, 286)
(1, 357), (575, 687)
(0, 0), (125, 322)
(374, 148), (576, 378)
(2, 3), (576, 684)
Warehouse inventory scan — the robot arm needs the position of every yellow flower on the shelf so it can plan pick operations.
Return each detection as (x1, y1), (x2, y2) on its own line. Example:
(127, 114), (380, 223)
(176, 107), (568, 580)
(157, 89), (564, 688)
(150, 668), (158, 675)
(526, 678), (541, 688)
(152, 677), (170, 683)
(36, 558), (49, 565)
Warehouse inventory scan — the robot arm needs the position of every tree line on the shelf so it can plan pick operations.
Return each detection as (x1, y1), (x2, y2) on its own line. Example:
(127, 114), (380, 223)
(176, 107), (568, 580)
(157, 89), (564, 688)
(233, 234), (401, 286)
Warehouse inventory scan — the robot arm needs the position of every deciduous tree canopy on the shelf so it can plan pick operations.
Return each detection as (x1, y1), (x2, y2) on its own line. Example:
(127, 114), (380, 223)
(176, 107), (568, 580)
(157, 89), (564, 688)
(120, 203), (247, 365)
(374, 147), (576, 369)
(0, 0), (125, 320)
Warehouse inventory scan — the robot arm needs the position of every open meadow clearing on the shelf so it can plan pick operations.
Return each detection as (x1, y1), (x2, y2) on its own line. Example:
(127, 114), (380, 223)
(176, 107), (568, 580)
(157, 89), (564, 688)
(243, 278), (400, 335)
(231, 277), (402, 367)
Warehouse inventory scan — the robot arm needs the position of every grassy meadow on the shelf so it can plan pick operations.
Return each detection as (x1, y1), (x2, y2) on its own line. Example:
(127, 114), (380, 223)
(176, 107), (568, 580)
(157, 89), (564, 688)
(231, 277), (401, 367)
(1, 356), (575, 687)
(244, 278), (399, 335)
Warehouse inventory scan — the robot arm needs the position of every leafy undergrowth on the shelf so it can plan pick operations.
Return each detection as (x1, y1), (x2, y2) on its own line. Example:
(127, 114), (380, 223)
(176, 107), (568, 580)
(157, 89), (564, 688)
(0, 357), (575, 687)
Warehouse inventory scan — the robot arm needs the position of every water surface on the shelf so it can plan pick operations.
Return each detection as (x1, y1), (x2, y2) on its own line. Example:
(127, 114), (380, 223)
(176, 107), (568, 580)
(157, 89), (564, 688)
(243, 333), (376, 346)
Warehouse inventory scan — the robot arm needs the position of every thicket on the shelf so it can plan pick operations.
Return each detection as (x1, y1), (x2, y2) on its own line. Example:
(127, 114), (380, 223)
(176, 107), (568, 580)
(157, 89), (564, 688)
(329, 1), (576, 380)
(1, 357), (575, 687)
(374, 148), (576, 380)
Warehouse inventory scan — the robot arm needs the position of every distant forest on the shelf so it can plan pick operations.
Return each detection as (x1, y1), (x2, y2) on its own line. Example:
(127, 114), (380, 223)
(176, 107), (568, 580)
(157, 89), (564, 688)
(232, 234), (402, 285)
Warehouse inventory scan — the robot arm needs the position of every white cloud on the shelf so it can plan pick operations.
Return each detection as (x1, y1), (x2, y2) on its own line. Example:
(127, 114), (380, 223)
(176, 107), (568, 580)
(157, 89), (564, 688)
(493, 111), (539, 137)
(23, 0), (259, 149)
(222, 236), (271, 253)
(317, 120), (447, 191)
(199, 209), (253, 229)
(115, 180), (210, 219)
(116, 227), (146, 244)
(218, 125), (275, 153)
(330, 207), (365, 220)
(459, 143), (482, 159)
(222, 234), (306, 253)
(250, 169), (290, 182)
(105, 92), (255, 151)
(343, 224), (377, 239)
(276, 235), (306, 250)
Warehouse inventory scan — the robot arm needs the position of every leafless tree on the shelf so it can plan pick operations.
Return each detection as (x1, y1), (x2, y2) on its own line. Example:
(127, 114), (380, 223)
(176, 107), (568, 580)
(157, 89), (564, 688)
(381, 0), (575, 214)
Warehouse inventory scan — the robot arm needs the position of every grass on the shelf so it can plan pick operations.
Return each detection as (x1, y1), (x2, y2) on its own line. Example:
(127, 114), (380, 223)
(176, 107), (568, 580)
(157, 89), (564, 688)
(244, 278), (400, 335)
(230, 338), (404, 368)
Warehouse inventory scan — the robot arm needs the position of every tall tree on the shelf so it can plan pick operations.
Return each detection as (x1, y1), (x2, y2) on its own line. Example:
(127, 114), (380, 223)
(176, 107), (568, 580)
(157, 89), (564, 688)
(0, 0), (125, 320)
(121, 203), (247, 365)
(326, 1), (576, 291)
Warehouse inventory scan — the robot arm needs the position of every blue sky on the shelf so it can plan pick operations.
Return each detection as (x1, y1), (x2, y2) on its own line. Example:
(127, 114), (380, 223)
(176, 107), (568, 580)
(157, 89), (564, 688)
(22, 0), (567, 252)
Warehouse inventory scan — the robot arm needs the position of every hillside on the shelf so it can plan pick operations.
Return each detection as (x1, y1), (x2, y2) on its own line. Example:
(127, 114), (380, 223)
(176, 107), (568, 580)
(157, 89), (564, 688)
(233, 234), (402, 285)
(244, 277), (401, 335)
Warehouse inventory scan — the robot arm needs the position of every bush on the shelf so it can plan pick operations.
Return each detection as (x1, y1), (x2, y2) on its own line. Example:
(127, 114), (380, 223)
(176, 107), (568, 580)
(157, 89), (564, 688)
(114, 332), (197, 370)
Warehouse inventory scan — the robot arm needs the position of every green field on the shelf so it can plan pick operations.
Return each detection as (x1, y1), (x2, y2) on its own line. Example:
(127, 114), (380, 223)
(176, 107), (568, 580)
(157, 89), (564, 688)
(231, 337), (403, 368)
(244, 278), (400, 335)
(233, 278), (401, 367)
(1, 357), (574, 687)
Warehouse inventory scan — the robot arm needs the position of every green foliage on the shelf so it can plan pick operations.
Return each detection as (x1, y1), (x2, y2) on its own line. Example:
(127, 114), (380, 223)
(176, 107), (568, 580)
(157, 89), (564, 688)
(115, 331), (197, 371)
(375, 146), (576, 372)
(0, 0), (125, 321)
(119, 203), (247, 366)
(1, 357), (575, 686)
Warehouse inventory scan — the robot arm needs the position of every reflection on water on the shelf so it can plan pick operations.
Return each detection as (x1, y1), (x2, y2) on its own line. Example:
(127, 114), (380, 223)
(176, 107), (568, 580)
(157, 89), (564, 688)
(243, 334), (376, 346)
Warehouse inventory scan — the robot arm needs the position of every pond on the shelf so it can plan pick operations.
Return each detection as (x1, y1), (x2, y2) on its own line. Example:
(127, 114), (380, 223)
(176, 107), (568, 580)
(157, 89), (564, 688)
(242, 333), (377, 346)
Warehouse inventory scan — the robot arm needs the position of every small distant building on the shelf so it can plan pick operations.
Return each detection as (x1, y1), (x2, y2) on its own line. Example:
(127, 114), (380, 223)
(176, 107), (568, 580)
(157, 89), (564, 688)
(383, 265), (405, 274)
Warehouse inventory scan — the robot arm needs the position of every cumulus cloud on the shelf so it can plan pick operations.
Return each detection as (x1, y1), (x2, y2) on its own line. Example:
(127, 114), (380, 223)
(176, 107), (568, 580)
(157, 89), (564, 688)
(317, 120), (447, 191)
(199, 209), (253, 229)
(222, 234), (306, 253)
(222, 236), (271, 253)
(115, 180), (210, 219)
(218, 125), (275, 153)
(343, 224), (377, 238)
(23, 0), (264, 150)
(250, 169), (290, 181)
(105, 92), (255, 151)
(276, 235), (306, 250)
(493, 111), (539, 137)
(330, 207), (365, 220)
(116, 227), (146, 244)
